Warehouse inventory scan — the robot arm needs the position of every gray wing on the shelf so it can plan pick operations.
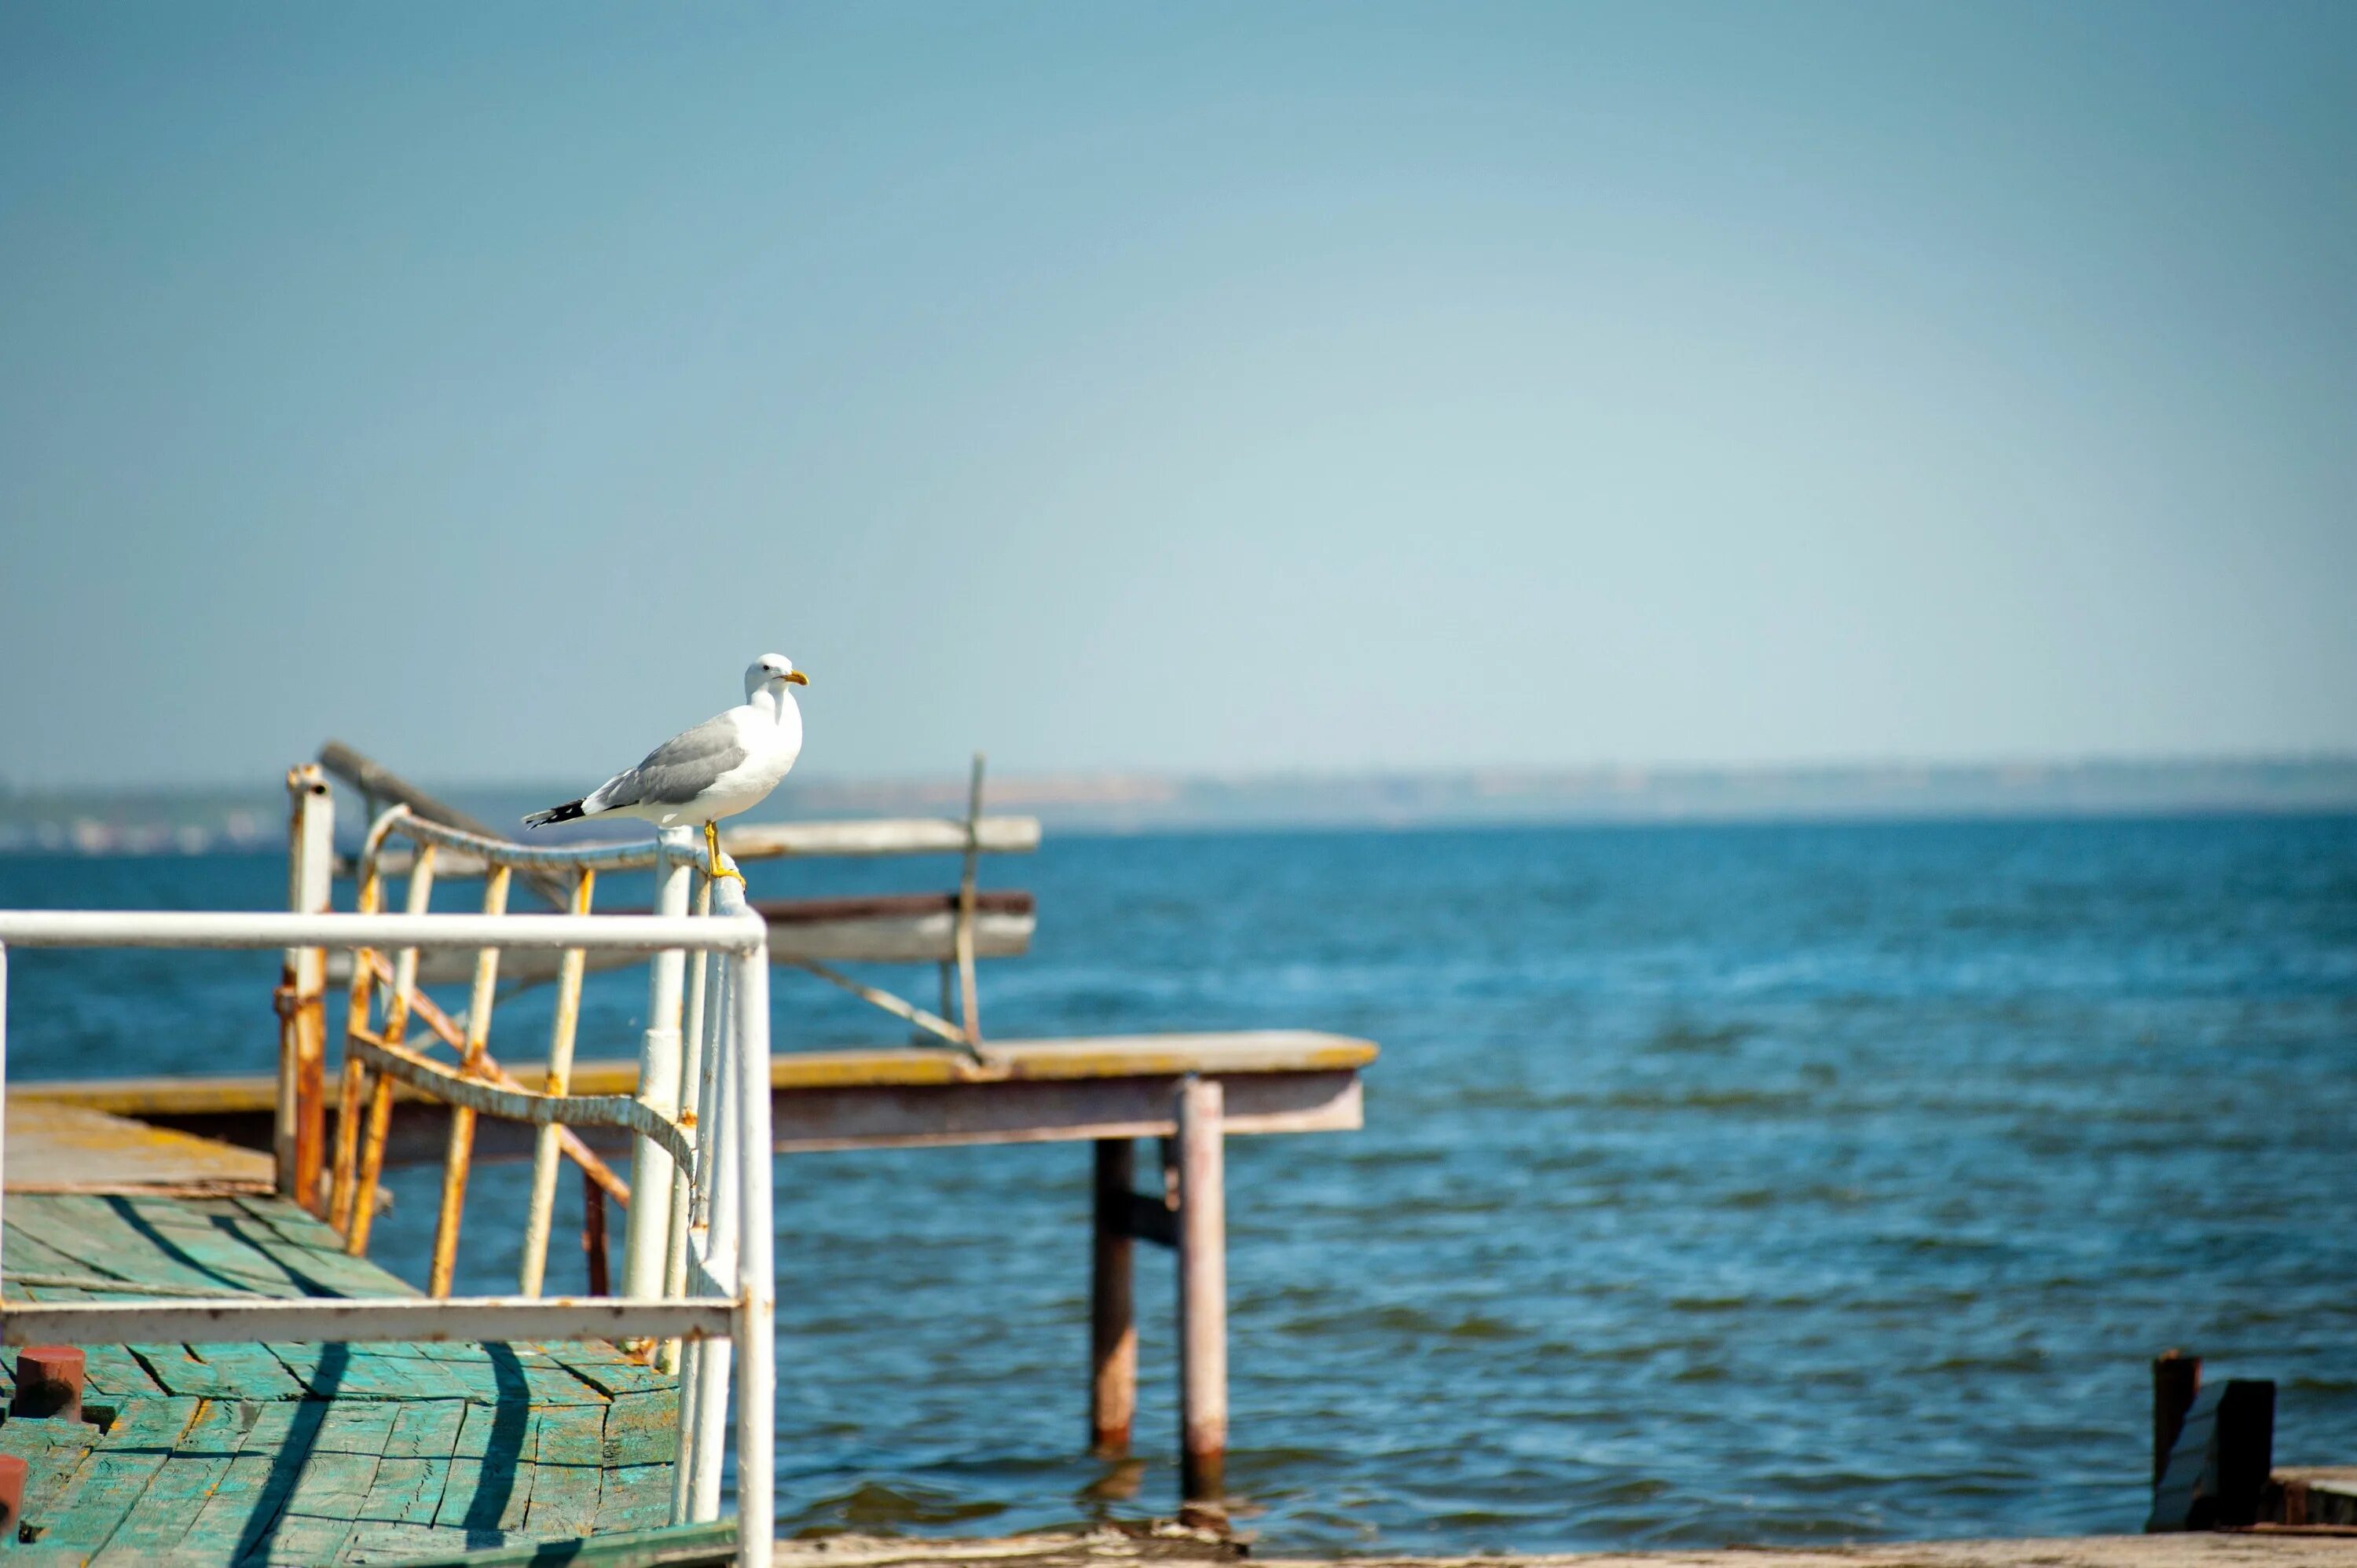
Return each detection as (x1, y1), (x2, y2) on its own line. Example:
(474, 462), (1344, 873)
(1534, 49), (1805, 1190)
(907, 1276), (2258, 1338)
(588, 714), (747, 811)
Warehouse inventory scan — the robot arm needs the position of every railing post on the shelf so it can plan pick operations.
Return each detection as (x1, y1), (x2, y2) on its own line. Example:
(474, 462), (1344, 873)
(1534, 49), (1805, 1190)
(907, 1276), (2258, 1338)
(623, 827), (696, 1306)
(729, 915), (775, 1568)
(660, 873), (716, 1369)
(278, 764), (334, 1213)
(1, 939), (10, 1283)
(684, 955), (738, 1523)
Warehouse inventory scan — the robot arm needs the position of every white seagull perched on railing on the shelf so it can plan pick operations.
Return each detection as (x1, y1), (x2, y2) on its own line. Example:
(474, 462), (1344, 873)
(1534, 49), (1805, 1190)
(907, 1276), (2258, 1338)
(524, 654), (808, 881)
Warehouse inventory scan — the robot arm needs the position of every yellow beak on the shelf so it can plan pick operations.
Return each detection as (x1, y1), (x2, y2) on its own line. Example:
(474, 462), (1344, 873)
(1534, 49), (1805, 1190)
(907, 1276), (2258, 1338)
(785, 670), (809, 686)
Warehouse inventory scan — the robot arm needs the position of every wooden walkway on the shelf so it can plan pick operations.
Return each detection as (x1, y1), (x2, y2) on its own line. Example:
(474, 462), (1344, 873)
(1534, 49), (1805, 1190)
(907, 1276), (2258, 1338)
(0, 1189), (677, 1565)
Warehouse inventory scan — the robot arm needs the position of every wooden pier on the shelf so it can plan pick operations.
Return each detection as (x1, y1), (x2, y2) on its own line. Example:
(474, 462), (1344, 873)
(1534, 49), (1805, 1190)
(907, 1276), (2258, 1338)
(20, 1028), (1376, 1510)
(0, 1116), (684, 1565)
(0, 759), (1378, 1563)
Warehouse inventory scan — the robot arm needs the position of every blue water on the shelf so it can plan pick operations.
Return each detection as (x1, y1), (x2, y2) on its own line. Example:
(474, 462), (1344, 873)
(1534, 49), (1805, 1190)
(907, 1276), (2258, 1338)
(4, 815), (2355, 1552)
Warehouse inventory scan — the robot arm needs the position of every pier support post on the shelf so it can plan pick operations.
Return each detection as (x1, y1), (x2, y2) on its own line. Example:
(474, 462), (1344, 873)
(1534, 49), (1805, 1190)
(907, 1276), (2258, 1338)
(278, 764), (334, 1214)
(1091, 1138), (1138, 1456)
(1175, 1076), (1227, 1504)
(2153, 1350), (2201, 1484)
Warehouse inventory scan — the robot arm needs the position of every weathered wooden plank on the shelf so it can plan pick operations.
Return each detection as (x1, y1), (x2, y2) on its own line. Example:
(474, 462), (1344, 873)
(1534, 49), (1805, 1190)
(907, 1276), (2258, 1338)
(29, 1402), (200, 1555)
(13, 1196), (277, 1295)
(356, 1456), (450, 1529)
(380, 1401), (471, 1463)
(435, 1404), (539, 1533)
(181, 1398), (334, 1563)
(179, 1394), (259, 1456)
(89, 1451), (234, 1558)
(303, 1401), (401, 1460)
(300, 1347), (475, 1405)
(130, 1341), (247, 1400)
(599, 1390), (677, 1471)
(99, 1396), (207, 1451)
(519, 1460), (603, 1539)
(0, 1417), (101, 1546)
(31, 1448), (176, 1555)
(531, 1404), (607, 1468)
(247, 1508), (361, 1566)
(284, 1446), (388, 1523)
(2, 1101), (273, 1195)
(341, 1520), (485, 1563)
(589, 1464), (673, 1535)
(550, 1350), (674, 1399)
(178, 1341), (312, 1403)
(353, 1402), (468, 1532)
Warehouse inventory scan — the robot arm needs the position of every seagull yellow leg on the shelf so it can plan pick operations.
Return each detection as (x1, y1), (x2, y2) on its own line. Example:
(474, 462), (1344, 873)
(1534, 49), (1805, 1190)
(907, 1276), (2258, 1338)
(704, 820), (743, 885)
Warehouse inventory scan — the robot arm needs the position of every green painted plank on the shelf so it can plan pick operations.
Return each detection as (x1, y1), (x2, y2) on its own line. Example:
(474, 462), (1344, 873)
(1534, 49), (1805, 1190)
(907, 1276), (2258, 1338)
(234, 1236), (413, 1299)
(341, 1520), (475, 1564)
(24, 1398), (203, 1554)
(2, 1222), (112, 1277)
(519, 1461), (603, 1539)
(338, 1519), (736, 1568)
(178, 1398), (333, 1564)
(283, 1449), (387, 1523)
(246, 1508), (360, 1566)
(29, 1448), (175, 1553)
(96, 1397), (204, 1451)
(381, 1401), (471, 1462)
(182, 1342), (312, 1403)
(354, 1456), (450, 1528)
(343, 1348), (478, 1403)
(530, 1405), (604, 1469)
(8, 1199), (285, 1300)
(550, 1351), (675, 1399)
(434, 1406), (538, 1534)
(0, 1418), (101, 1547)
(305, 1401), (401, 1460)
(599, 1391), (677, 1471)
(129, 1342), (244, 1400)
(588, 1465), (674, 1537)
(178, 1450), (281, 1563)
(88, 1451), (234, 1559)
(178, 1394), (260, 1456)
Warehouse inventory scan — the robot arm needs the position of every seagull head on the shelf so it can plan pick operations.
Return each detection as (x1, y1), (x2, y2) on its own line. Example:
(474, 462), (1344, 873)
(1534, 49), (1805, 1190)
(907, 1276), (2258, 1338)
(745, 653), (809, 702)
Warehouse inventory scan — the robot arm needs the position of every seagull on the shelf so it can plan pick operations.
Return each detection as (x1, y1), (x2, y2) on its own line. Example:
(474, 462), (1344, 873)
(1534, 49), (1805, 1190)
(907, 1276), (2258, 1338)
(524, 654), (808, 881)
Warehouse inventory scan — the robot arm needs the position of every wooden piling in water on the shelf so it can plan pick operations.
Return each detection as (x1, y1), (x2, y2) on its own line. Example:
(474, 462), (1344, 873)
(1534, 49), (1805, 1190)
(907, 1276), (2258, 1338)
(1175, 1077), (1227, 1504)
(1091, 1138), (1138, 1456)
(2154, 1350), (2200, 1486)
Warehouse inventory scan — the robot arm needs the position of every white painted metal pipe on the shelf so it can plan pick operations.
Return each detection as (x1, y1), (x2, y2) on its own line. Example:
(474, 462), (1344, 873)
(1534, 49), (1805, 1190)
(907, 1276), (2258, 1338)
(623, 828), (696, 1304)
(1, 940), (9, 1290)
(686, 953), (742, 1525)
(661, 877), (717, 1370)
(0, 1294), (735, 1347)
(0, 910), (764, 952)
(730, 923), (778, 1568)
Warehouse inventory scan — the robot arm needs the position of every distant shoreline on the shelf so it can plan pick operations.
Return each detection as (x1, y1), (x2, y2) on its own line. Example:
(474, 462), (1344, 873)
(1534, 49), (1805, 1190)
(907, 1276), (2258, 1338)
(4, 757), (2352, 855)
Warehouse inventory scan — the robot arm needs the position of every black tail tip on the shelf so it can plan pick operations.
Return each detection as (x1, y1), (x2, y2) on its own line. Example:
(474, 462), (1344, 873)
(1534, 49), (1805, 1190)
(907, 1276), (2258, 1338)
(523, 799), (586, 829)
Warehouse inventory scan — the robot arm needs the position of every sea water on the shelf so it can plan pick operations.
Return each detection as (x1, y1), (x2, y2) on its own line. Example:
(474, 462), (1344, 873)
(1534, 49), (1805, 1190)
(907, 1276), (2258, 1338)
(2, 814), (2352, 1552)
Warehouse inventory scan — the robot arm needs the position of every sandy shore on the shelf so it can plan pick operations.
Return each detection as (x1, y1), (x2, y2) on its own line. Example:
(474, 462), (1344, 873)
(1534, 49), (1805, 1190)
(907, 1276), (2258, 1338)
(771, 1526), (2357, 1568)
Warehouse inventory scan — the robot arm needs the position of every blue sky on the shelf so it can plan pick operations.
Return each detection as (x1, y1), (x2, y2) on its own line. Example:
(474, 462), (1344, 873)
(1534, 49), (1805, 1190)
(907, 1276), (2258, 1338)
(3, 2), (2351, 787)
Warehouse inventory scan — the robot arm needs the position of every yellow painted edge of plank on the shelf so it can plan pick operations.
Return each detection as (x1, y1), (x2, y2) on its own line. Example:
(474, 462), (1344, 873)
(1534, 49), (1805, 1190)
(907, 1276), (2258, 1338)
(14, 1031), (1380, 1115)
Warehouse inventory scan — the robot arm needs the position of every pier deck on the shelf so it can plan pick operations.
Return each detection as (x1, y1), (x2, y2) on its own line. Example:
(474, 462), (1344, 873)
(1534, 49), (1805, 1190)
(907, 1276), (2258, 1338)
(0, 1189), (677, 1565)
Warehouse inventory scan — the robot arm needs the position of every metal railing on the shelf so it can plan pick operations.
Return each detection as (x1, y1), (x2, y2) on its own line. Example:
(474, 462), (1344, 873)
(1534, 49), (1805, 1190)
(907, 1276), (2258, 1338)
(0, 892), (779, 1567)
